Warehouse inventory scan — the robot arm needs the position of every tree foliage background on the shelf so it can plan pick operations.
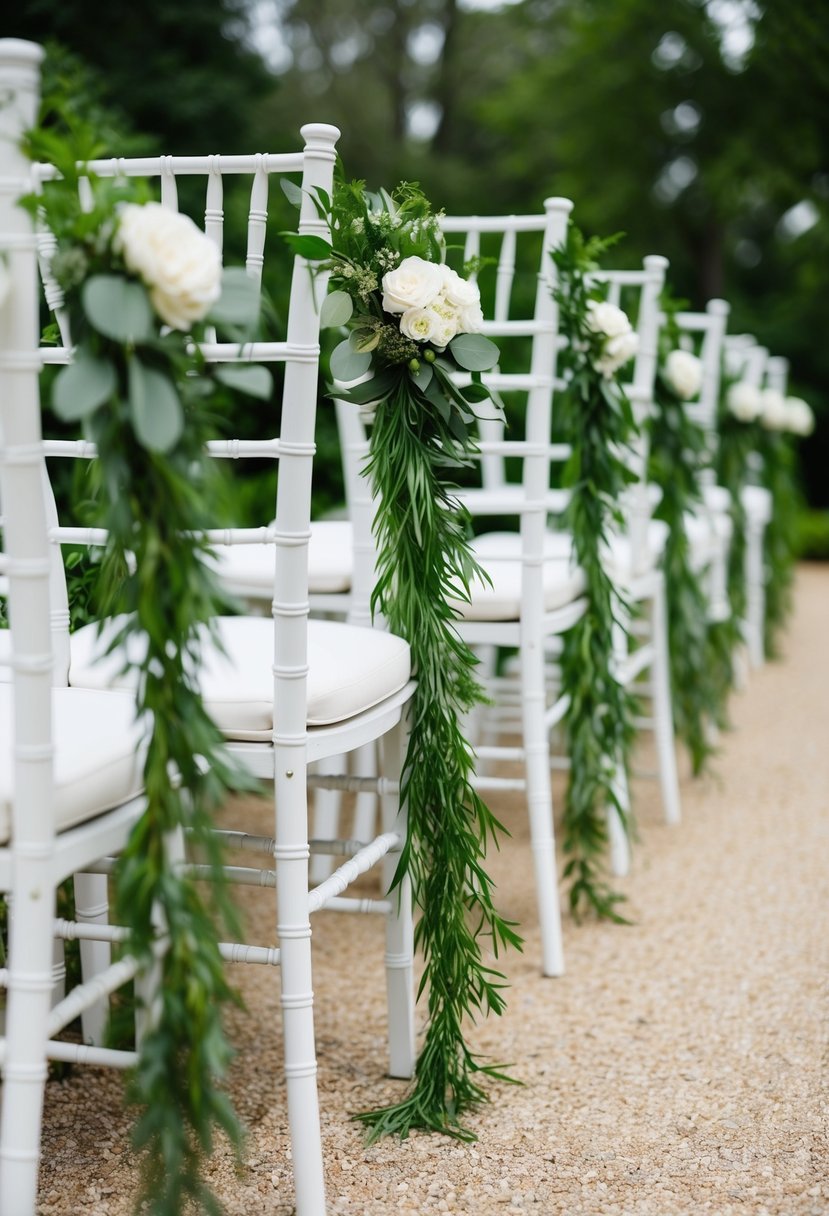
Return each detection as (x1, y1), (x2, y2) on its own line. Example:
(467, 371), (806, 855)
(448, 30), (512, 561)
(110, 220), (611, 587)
(8, 0), (827, 512)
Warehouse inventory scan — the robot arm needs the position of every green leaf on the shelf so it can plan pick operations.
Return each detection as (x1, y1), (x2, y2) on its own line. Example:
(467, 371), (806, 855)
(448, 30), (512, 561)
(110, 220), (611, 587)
(411, 362), (433, 391)
(82, 274), (154, 343)
(460, 382), (491, 404)
(207, 267), (261, 328)
(330, 338), (372, 382)
(449, 332), (500, 372)
(215, 364), (272, 400)
(320, 290), (354, 329)
(280, 231), (333, 261)
(127, 357), (184, 452)
(336, 368), (397, 405)
(52, 349), (117, 420)
(350, 329), (380, 354)
(279, 177), (303, 208)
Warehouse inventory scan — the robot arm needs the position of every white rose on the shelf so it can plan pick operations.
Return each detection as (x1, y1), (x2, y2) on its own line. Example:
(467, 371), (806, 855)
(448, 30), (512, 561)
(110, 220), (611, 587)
(457, 301), (484, 334)
(727, 381), (761, 422)
(382, 255), (443, 314)
(785, 396), (815, 436)
(663, 349), (702, 400)
(399, 306), (443, 344)
(595, 330), (639, 378)
(760, 387), (789, 430)
(115, 202), (222, 331)
(585, 299), (632, 339)
(438, 266), (481, 310)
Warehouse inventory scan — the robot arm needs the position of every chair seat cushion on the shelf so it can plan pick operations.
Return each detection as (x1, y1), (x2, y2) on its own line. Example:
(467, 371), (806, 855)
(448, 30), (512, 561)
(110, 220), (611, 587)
(454, 532), (586, 621)
(0, 686), (146, 845)
(457, 485), (570, 518)
(741, 484), (773, 524)
(69, 616), (411, 740)
(210, 519), (353, 599)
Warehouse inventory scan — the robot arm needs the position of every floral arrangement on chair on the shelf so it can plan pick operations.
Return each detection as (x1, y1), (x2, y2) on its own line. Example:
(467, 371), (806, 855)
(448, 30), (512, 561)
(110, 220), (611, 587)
(285, 179), (522, 1139)
(649, 318), (730, 774)
(22, 108), (267, 1213)
(551, 224), (641, 920)
(718, 376), (813, 658)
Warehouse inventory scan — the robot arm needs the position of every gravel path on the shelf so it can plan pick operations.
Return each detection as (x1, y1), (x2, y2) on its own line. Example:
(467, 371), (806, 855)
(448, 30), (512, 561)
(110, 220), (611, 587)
(35, 565), (828, 1215)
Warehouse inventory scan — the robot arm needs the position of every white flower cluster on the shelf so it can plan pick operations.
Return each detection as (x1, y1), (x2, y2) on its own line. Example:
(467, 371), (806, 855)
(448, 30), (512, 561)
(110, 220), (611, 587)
(584, 299), (639, 378)
(116, 202), (222, 331)
(382, 255), (484, 348)
(663, 349), (703, 400)
(727, 381), (815, 435)
(726, 380), (762, 422)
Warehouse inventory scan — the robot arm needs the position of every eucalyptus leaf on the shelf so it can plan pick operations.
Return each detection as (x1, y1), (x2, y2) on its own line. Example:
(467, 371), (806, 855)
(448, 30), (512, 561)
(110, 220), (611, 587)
(207, 267), (261, 329)
(279, 177), (303, 208)
(215, 364), (272, 400)
(127, 357), (184, 453)
(280, 231), (333, 261)
(320, 290), (354, 329)
(82, 274), (153, 343)
(410, 362), (433, 392)
(52, 349), (117, 420)
(449, 332), (500, 372)
(330, 338), (371, 383)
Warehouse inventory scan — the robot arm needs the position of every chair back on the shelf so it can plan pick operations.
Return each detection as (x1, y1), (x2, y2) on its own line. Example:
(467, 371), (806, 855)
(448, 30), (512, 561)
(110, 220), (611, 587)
(672, 298), (730, 480)
(590, 256), (669, 573)
(21, 129), (340, 743)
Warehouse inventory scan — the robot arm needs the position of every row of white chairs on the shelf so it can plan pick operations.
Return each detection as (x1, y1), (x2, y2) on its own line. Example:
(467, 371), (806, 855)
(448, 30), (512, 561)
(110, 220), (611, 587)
(0, 36), (784, 1216)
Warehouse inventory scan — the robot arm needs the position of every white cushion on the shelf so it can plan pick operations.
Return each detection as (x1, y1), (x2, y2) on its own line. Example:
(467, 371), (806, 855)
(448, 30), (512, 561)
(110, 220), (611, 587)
(210, 519), (353, 599)
(741, 484), (773, 525)
(69, 616), (411, 740)
(457, 485), (570, 518)
(454, 532), (586, 621)
(0, 685), (146, 845)
(466, 520), (668, 613)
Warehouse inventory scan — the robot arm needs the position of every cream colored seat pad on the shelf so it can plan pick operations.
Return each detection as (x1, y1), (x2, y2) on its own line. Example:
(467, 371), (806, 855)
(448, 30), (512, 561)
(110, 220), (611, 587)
(0, 685), (146, 845)
(69, 616), (411, 740)
(210, 519), (354, 599)
(452, 532), (586, 621)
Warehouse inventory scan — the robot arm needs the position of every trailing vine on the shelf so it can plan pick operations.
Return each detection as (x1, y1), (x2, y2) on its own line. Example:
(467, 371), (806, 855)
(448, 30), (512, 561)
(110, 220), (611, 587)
(648, 317), (719, 773)
(295, 179), (521, 1139)
(758, 411), (799, 657)
(551, 225), (639, 921)
(22, 99), (266, 1214)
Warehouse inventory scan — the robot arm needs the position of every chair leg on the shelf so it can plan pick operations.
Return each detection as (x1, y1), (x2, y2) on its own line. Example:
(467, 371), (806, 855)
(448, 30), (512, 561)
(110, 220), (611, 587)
(309, 756), (345, 885)
(650, 578), (682, 826)
(276, 763), (326, 1216)
(74, 872), (111, 1046)
(380, 716), (415, 1079)
(607, 752), (631, 878)
(350, 742), (379, 846)
(0, 877), (55, 1216)
(521, 639), (564, 978)
(745, 525), (766, 669)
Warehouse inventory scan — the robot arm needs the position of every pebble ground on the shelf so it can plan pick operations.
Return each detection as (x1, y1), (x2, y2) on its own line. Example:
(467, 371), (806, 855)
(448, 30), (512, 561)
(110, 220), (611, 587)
(35, 565), (828, 1214)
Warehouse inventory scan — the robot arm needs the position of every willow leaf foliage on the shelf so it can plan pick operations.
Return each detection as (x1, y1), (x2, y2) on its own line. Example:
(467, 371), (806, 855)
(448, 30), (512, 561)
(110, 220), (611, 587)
(314, 179), (521, 1139)
(552, 225), (638, 922)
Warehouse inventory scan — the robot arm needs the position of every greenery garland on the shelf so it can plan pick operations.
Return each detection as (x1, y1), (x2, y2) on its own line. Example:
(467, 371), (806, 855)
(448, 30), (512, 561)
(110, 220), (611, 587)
(758, 424), (799, 657)
(648, 318), (719, 774)
(22, 104), (266, 1214)
(551, 225), (638, 921)
(294, 179), (521, 1139)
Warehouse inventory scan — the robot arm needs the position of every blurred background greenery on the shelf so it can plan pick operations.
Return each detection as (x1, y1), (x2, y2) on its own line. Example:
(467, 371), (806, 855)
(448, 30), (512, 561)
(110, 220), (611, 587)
(7, 0), (828, 551)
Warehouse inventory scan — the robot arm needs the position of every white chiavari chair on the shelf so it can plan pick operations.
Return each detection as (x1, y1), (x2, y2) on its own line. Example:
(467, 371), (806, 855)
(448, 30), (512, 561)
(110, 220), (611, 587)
(725, 335), (772, 668)
(2, 41), (417, 1215)
(0, 39), (157, 1215)
(669, 299), (733, 623)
